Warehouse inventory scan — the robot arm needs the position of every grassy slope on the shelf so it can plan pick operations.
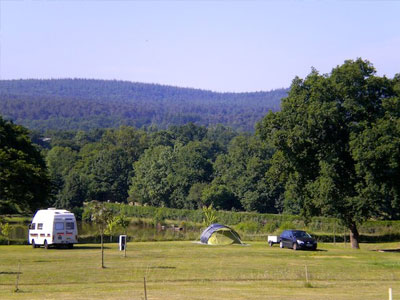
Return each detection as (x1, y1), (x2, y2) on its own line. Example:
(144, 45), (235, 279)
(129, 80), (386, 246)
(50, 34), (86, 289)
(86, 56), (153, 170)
(0, 241), (399, 299)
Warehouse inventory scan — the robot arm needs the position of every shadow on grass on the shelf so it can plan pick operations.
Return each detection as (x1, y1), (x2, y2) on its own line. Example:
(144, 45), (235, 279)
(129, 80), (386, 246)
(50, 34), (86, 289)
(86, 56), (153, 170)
(289, 249), (327, 252)
(375, 248), (400, 252)
(47, 245), (111, 250)
(72, 245), (111, 250)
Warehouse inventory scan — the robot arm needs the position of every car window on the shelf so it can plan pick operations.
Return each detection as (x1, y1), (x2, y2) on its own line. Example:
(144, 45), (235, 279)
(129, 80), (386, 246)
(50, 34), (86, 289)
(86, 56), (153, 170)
(55, 222), (64, 230)
(293, 231), (311, 238)
(30, 223), (36, 230)
(66, 222), (74, 230)
(37, 223), (43, 230)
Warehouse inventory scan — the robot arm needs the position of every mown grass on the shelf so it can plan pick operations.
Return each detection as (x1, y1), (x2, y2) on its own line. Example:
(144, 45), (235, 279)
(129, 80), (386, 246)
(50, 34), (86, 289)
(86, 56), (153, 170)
(0, 241), (399, 299)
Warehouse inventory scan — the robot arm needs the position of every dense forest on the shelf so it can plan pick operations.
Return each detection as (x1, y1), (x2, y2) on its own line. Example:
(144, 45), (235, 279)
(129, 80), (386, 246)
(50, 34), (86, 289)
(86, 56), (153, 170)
(35, 123), (281, 214)
(0, 79), (287, 132)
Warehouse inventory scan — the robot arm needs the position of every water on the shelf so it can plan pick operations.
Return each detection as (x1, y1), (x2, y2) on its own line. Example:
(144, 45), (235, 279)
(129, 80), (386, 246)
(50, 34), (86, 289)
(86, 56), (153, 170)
(9, 221), (201, 242)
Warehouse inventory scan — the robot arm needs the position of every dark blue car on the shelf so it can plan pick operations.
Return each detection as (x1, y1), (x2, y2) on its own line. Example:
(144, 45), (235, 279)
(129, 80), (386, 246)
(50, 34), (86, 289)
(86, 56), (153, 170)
(279, 230), (317, 250)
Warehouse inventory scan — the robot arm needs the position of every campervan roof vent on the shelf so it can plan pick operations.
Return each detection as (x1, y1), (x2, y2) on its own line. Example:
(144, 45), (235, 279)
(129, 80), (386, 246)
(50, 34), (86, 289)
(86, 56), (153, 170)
(48, 208), (57, 210)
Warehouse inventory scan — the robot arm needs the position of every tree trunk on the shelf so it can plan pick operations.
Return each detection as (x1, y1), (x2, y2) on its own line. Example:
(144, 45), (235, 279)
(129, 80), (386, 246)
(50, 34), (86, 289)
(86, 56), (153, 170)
(349, 223), (360, 249)
(101, 233), (105, 268)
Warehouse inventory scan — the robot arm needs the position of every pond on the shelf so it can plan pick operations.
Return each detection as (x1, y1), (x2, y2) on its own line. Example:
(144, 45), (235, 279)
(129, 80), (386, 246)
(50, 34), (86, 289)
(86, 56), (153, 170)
(8, 221), (202, 242)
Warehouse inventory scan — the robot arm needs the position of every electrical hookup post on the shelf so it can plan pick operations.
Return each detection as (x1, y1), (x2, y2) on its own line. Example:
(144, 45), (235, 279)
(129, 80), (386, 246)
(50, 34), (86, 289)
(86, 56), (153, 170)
(119, 235), (127, 257)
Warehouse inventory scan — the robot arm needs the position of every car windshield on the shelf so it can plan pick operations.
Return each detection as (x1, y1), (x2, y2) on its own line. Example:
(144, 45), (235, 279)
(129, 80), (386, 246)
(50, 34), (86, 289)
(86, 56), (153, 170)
(293, 231), (311, 238)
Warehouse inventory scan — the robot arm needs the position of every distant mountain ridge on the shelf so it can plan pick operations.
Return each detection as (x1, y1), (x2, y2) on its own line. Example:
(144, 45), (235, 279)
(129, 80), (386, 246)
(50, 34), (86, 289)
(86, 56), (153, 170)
(0, 79), (287, 131)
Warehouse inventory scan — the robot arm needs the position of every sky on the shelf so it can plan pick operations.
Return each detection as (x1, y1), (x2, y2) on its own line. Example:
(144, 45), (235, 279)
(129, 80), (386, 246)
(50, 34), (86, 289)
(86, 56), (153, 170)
(1, 1), (399, 92)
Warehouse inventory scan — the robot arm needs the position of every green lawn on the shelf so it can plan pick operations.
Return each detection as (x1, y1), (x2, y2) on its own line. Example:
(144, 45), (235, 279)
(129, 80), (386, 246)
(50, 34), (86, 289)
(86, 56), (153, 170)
(0, 241), (399, 299)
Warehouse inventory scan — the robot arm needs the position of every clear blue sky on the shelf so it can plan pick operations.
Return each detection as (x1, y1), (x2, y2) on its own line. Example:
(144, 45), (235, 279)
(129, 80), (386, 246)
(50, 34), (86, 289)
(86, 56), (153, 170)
(1, 1), (399, 92)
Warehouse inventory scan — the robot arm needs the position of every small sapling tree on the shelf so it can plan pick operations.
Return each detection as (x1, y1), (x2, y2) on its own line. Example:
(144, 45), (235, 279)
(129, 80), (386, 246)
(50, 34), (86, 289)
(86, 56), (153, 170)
(86, 200), (114, 268)
(202, 204), (217, 227)
(0, 222), (12, 245)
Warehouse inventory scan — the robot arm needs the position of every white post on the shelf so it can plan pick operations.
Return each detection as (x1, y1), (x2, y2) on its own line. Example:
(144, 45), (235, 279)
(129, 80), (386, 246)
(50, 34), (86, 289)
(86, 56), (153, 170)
(389, 288), (392, 300)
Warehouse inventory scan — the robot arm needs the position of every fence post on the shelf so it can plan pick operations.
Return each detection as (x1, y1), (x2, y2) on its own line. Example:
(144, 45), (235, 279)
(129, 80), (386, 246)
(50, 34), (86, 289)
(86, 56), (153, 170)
(333, 222), (336, 244)
(389, 288), (392, 300)
(305, 265), (309, 283)
(144, 277), (148, 300)
(14, 261), (21, 292)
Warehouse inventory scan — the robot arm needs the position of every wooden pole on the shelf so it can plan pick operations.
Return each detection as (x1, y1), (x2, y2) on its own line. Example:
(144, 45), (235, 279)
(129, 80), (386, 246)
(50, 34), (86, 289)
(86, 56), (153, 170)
(14, 261), (21, 292)
(333, 222), (336, 244)
(305, 265), (309, 283)
(101, 232), (104, 268)
(144, 277), (148, 300)
(124, 234), (127, 258)
(389, 288), (392, 300)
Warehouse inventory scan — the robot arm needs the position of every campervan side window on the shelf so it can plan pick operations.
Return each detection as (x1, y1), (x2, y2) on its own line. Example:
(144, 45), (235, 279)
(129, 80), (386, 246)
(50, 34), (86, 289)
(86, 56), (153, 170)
(37, 223), (43, 230)
(30, 223), (36, 230)
(55, 222), (64, 230)
(66, 222), (75, 230)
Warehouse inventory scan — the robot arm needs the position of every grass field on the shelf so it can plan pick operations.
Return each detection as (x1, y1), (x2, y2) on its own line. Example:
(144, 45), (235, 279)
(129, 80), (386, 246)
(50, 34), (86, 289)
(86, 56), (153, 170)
(0, 241), (399, 299)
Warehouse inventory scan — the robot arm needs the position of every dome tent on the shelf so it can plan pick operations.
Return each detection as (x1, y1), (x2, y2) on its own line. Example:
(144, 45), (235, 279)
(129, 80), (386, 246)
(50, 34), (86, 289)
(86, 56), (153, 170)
(200, 224), (242, 245)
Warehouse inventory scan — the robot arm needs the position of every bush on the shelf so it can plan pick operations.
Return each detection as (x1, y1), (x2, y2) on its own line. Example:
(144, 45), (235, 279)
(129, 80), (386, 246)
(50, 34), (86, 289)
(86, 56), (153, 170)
(278, 221), (296, 231)
(263, 222), (278, 234)
(234, 221), (261, 233)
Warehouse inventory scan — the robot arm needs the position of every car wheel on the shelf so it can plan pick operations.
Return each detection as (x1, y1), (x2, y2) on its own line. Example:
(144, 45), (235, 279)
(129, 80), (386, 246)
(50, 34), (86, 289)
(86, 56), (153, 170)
(68, 244), (74, 249)
(280, 241), (284, 248)
(44, 240), (49, 249)
(312, 245), (317, 251)
(32, 239), (36, 249)
(293, 242), (298, 251)
(269, 241), (273, 247)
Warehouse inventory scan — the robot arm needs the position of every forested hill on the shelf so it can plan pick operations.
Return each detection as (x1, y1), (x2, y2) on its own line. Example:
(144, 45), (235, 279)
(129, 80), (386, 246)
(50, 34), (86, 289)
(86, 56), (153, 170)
(0, 79), (287, 132)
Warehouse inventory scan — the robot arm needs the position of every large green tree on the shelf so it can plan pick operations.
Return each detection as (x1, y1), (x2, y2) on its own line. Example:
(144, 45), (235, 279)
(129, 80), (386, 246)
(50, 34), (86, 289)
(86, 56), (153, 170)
(212, 135), (279, 212)
(257, 59), (399, 249)
(0, 117), (51, 213)
(46, 146), (78, 205)
(129, 145), (174, 207)
(129, 140), (216, 209)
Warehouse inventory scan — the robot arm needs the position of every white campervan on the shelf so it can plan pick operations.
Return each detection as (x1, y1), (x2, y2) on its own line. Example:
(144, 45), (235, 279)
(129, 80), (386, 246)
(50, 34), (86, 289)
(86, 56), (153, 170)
(28, 208), (78, 249)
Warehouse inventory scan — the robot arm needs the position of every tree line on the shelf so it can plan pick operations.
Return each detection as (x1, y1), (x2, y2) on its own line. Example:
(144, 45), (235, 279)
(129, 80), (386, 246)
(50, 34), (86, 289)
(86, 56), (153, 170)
(40, 123), (281, 214)
(1, 59), (399, 248)
(0, 79), (286, 132)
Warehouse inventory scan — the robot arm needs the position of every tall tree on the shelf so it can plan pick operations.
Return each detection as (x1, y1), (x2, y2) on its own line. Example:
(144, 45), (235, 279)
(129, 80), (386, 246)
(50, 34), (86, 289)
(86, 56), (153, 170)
(85, 148), (134, 203)
(168, 141), (214, 208)
(257, 59), (399, 249)
(129, 146), (174, 206)
(46, 146), (78, 204)
(0, 117), (50, 213)
(212, 135), (278, 212)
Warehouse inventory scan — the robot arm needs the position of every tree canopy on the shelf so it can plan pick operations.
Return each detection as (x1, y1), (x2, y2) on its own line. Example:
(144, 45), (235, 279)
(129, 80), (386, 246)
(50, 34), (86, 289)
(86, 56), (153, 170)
(0, 117), (50, 213)
(257, 59), (400, 248)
